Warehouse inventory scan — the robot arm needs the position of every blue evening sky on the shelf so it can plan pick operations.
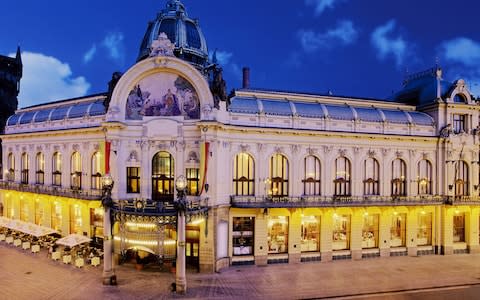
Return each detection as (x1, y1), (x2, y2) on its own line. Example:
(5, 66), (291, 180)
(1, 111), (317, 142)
(1, 0), (480, 108)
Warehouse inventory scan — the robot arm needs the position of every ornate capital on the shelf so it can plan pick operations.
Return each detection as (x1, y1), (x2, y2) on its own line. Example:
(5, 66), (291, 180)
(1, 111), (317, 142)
(367, 149), (376, 157)
(239, 144), (250, 153)
(395, 150), (403, 158)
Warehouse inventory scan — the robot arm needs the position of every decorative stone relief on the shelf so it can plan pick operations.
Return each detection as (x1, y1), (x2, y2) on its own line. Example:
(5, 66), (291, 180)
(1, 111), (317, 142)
(367, 149), (376, 157)
(422, 152), (429, 160)
(257, 143), (264, 153)
(170, 141), (177, 149)
(136, 140), (148, 150)
(381, 148), (389, 156)
(36, 146), (42, 152)
(223, 141), (232, 150)
(338, 149), (347, 157)
(21, 146), (27, 152)
(202, 104), (213, 120)
(409, 149), (416, 156)
(149, 32), (175, 57)
(395, 151), (403, 158)
(129, 151), (138, 162)
(187, 151), (198, 163)
(239, 144), (250, 153)
(323, 145), (333, 154)
(353, 147), (361, 154)
(94, 144), (100, 151)
(306, 147), (317, 156)
(176, 141), (186, 151)
(274, 146), (284, 154)
(53, 145), (60, 152)
(72, 144), (80, 152)
(291, 144), (300, 154)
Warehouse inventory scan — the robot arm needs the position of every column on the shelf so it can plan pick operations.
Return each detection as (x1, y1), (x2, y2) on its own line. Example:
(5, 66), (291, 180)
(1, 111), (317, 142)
(176, 211), (187, 293)
(102, 206), (116, 285)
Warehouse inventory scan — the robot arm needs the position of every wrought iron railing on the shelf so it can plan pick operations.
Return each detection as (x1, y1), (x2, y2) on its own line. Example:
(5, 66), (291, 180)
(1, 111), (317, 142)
(112, 196), (209, 216)
(446, 195), (480, 204)
(0, 181), (102, 200)
(230, 194), (448, 208)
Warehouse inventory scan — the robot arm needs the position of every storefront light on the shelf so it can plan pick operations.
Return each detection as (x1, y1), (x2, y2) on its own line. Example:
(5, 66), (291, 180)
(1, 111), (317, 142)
(114, 236), (177, 246)
(188, 219), (205, 226)
(125, 222), (157, 229)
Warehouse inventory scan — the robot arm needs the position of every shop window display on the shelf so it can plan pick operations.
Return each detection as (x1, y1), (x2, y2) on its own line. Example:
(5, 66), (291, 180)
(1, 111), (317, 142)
(417, 212), (432, 245)
(362, 214), (379, 248)
(268, 216), (288, 253)
(390, 213), (406, 247)
(232, 217), (254, 256)
(332, 214), (350, 250)
(301, 216), (320, 252)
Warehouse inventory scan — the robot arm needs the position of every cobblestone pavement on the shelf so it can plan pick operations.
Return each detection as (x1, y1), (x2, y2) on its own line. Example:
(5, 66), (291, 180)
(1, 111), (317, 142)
(2, 243), (480, 300)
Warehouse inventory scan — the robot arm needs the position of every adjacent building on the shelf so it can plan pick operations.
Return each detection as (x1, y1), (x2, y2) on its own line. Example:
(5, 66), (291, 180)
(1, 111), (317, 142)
(1, 0), (480, 273)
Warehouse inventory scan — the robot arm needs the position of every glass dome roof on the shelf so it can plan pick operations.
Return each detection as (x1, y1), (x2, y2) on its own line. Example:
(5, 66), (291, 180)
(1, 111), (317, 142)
(137, 0), (209, 68)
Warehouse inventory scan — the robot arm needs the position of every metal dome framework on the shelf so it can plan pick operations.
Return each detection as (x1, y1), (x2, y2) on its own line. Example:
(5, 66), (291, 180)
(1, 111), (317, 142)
(137, 0), (209, 69)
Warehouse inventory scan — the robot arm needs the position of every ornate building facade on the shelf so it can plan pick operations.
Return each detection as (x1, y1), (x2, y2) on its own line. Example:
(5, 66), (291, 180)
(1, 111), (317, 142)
(1, 0), (480, 273)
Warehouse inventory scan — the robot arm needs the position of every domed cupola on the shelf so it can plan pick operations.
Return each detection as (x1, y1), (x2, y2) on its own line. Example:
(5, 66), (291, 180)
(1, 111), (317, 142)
(137, 0), (209, 68)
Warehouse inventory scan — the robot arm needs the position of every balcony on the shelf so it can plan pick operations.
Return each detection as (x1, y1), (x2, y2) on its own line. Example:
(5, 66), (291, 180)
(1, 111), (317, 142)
(446, 196), (480, 205)
(230, 194), (446, 208)
(0, 181), (102, 200)
(112, 197), (209, 217)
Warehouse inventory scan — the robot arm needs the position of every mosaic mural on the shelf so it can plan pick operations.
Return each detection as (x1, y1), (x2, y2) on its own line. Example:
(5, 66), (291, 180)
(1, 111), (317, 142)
(126, 73), (200, 120)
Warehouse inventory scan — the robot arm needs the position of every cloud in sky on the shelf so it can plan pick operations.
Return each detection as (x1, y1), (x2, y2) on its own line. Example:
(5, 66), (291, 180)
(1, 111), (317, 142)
(371, 19), (409, 67)
(10, 51), (90, 108)
(83, 44), (97, 63)
(439, 37), (480, 96)
(305, 0), (348, 16)
(298, 20), (358, 52)
(102, 32), (125, 64)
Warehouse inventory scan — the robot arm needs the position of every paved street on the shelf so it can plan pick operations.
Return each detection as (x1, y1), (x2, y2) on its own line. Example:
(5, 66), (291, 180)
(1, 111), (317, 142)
(2, 243), (480, 299)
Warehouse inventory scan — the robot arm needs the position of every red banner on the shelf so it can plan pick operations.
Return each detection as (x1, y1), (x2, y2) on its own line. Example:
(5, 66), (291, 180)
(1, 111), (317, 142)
(105, 141), (111, 174)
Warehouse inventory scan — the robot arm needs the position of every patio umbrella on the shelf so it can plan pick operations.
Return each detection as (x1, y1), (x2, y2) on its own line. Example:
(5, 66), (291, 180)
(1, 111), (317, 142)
(56, 234), (92, 247)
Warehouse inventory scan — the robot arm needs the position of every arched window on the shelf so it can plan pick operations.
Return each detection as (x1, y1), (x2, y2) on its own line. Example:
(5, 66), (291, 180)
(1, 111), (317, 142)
(91, 152), (102, 190)
(334, 157), (351, 196)
(152, 151), (174, 201)
(455, 161), (469, 197)
(7, 153), (15, 182)
(21, 153), (29, 184)
(71, 152), (82, 190)
(52, 152), (62, 186)
(302, 155), (321, 196)
(36, 152), (45, 185)
(268, 154), (289, 197)
(363, 157), (379, 195)
(391, 159), (407, 196)
(453, 93), (467, 103)
(233, 153), (255, 196)
(418, 160), (432, 195)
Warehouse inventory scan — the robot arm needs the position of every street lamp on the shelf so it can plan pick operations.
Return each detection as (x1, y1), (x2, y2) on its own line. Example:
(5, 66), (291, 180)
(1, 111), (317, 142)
(174, 175), (187, 294)
(101, 173), (116, 285)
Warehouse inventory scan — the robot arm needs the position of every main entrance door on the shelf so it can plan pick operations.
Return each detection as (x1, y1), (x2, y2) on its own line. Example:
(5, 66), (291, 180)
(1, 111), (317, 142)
(186, 225), (200, 270)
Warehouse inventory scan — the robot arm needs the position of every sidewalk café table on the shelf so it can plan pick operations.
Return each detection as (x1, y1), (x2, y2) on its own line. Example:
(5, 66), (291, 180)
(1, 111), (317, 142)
(22, 241), (30, 250)
(52, 251), (61, 261)
(14, 239), (22, 247)
(75, 258), (85, 268)
(63, 255), (72, 264)
(91, 256), (100, 267)
(31, 244), (40, 253)
(6, 236), (13, 244)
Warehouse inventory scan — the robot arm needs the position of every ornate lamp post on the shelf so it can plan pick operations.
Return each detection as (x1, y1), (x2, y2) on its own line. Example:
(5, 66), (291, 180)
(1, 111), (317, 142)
(174, 175), (187, 294)
(101, 173), (116, 285)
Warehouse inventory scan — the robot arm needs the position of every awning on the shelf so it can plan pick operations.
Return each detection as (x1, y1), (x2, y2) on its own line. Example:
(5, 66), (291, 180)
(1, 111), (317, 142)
(0, 217), (58, 237)
(56, 234), (92, 247)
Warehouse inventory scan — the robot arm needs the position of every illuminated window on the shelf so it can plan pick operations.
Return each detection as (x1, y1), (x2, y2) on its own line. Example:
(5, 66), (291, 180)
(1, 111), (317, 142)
(332, 214), (350, 250)
(362, 214), (379, 249)
(51, 202), (62, 231)
(7, 153), (15, 182)
(70, 152), (82, 190)
(334, 157), (351, 196)
(232, 217), (254, 256)
(36, 152), (45, 185)
(20, 200), (29, 222)
(302, 156), (321, 196)
(21, 153), (29, 184)
(391, 159), (407, 196)
(301, 216), (320, 252)
(52, 152), (62, 186)
(268, 216), (288, 253)
(364, 157), (379, 195)
(453, 114), (466, 134)
(70, 204), (83, 234)
(455, 161), (469, 197)
(269, 154), (289, 197)
(186, 168), (199, 196)
(390, 213), (406, 247)
(417, 212), (432, 246)
(152, 151), (174, 201)
(91, 152), (102, 190)
(453, 213), (465, 243)
(127, 167), (140, 193)
(418, 160), (432, 195)
(35, 200), (44, 225)
(233, 153), (255, 196)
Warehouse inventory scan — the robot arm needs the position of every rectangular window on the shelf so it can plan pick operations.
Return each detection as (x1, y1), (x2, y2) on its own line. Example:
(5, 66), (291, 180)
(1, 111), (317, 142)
(417, 212), (432, 246)
(20, 201), (29, 222)
(362, 214), (379, 249)
(453, 213), (465, 243)
(453, 114), (466, 134)
(51, 202), (62, 231)
(90, 208), (104, 238)
(232, 217), (254, 256)
(35, 201), (44, 226)
(268, 216), (288, 253)
(301, 216), (320, 252)
(126, 167), (140, 193)
(390, 213), (406, 247)
(70, 205), (83, 234)
(186, 168), (199, 196)
(333, 214), (350, 250)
